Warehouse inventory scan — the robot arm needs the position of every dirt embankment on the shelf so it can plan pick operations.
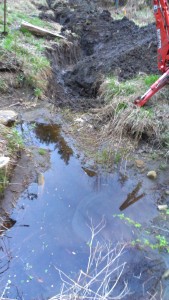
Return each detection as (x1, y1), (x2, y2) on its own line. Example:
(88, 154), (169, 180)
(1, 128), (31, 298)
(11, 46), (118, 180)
(41, 0), (157, 110)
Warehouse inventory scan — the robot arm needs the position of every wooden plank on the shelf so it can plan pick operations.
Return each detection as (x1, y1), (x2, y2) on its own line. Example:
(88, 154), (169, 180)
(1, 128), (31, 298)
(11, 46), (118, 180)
(21, 21), (66, 39)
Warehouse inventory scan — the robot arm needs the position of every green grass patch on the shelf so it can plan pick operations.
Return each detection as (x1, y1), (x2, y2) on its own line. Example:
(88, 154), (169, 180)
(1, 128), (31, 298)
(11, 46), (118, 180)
(0, 125), (24, 197)
(140, 107), (154, 118)
(95, 148), (124, 167)
(107, 76), (136, 97)
(0, 3), (51, 93)
(6, 128), (24, 153)
(105, 74), (161, 104)
(144, 74), (160, 86)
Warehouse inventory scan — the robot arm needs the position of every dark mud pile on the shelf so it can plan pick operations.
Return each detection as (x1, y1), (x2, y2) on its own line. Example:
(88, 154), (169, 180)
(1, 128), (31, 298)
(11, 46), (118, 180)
(41, 0), (157, 110)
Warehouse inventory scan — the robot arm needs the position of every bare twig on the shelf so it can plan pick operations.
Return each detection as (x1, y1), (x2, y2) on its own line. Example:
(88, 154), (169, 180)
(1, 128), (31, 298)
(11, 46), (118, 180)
(50, 220), (129, 300)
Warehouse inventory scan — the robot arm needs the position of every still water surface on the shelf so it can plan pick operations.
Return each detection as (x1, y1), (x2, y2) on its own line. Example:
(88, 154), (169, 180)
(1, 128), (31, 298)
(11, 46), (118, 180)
(0, 123), (158, 299)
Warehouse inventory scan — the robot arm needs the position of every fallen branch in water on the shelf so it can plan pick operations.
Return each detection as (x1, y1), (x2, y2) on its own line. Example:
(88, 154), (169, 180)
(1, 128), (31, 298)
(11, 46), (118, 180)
(49, 219), (129, 300)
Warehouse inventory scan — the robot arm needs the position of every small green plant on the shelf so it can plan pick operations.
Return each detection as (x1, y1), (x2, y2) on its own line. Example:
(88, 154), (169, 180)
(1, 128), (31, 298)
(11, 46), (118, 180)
(17, 73), (25, 86)
(114, 214), (169, 252)
(96, 149), (112, 164)
(140, 107), (154, 118)
(115, 102), (128, 113)
(38, 148), (46, 156)
(151, 153), (158, 160)
(114, 152), (121, 164)
(34, 87), (43, 99)
(159, 163), (168, 170)
(113, 214), (142, 228)
(6, 128), (24, 152)
(156, 235), (168, 249)
(0, 79), (8, 92)
(95, 148), (123, 167)
(161, 132), (169, 147)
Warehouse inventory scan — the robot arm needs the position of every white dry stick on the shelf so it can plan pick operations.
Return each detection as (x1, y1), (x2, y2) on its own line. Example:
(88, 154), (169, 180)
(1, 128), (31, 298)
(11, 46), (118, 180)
(0, 280), (11, 299)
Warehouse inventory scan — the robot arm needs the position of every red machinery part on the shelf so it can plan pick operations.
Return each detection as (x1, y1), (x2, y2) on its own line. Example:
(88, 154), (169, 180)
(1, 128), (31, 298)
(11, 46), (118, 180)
(134, 69), (169, 107)
(135, 0), (169, 106)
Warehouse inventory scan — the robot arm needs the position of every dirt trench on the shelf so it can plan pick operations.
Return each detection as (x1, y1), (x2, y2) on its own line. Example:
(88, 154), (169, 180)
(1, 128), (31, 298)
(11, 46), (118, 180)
(41, 0), (157, 111)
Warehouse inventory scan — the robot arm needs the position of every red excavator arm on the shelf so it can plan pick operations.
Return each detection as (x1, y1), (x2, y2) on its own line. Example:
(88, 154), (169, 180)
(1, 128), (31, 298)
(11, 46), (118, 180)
(135, 0), (169, 106)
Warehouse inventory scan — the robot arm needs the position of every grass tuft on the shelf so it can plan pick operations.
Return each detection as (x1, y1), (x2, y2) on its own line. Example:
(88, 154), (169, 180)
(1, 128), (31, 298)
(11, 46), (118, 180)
(91, 75), (169, 146)
(144, 74), (160, 86)
(0, 2), (52, 94)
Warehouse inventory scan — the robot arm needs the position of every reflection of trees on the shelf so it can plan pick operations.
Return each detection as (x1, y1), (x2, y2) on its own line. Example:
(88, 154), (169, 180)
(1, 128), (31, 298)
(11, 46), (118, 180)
(21, 187), (38, 201)
(119, 182), (145, 211)
(54, 140), (73, 165)
(34, 124), (73, 165)
(0, 216), (15, 278)
(82, 167), (113, 192)
(0, 237), (11, 277)
(34, 124), (61, 145)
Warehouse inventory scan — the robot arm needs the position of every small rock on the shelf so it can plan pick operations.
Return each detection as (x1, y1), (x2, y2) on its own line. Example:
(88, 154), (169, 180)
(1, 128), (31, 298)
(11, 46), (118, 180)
(43, 9), (56, 20)
(158, 204), (168, 211)
(75, 117), (84, 123)
(0, 157), (10, 168)
(147, 171), (157, 179)
(162, 269), (169, 279)
(0, 110), (18, 125)
(135, 159), (145, 168)
(165, 190), (169, 196)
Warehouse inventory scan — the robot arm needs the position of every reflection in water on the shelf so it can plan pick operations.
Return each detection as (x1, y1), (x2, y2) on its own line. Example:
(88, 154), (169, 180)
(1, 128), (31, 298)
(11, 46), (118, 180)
(0, 238), (11, 276)
(0, 122), (160, 299)
(34, 124), (61, 145)
(82, 167), (107, 192)
(82, 167), (97, 177)
(119, 182), (145, 211)
(35, 124), (73, 165)
(0, 217), (16, 236)
(21, 187), (38, 201)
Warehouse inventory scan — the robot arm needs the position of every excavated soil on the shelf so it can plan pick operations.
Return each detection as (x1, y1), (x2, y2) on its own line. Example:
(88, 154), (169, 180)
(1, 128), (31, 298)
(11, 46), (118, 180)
(41, 0), (157, 110)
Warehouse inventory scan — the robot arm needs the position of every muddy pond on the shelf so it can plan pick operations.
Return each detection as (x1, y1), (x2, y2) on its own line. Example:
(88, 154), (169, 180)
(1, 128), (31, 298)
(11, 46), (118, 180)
(0, 122), (167, 299)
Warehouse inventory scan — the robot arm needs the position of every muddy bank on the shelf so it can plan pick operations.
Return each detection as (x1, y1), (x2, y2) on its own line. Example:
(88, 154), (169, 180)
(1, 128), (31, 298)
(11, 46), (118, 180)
(41, 1), (157, 110)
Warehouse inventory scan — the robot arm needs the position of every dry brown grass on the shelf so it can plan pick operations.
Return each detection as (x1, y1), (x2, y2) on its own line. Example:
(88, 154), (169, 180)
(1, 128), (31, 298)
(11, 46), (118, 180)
(90, 77), (169, 148)
(99, 0), (154, 26)
(8, 0), (47, 15)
